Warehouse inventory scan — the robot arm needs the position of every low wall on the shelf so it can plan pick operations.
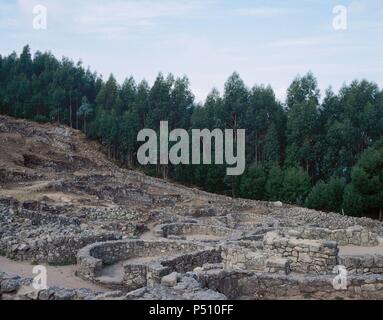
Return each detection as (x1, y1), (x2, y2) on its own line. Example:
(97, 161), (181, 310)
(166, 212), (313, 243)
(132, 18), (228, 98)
(1, 233), (118, 265)
(77, 240), (222, 291)
(339, 254), (383, 275)
(154, 223), (241, 240)
(184, 267), (383, 300)
(217, 212), (276, 229)
(0, 201), (81, 226)
(221, 245), (265, 271)
(271, 206), (383, 235)
(294, 226), (380, 247)
(16, 208), (81, 227)
(263, 231), (338, 274)
(236, 273), (383, 300)
(125, 250), (222, 291)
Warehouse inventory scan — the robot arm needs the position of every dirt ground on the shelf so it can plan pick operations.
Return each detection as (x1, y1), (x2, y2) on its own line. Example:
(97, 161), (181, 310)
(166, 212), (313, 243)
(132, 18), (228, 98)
(339, 245), (383, 255)
(0, 256), (108, 292)
(96, 256), (162, 285)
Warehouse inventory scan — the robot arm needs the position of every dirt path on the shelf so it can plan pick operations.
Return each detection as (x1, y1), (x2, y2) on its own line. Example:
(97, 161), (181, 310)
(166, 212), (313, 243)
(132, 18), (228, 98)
(96, 261), (125, 284)
(0, 256), (108, 292)
(339, 245), (383, 255)
(140, 222), (158, 240)
(96, 256), (162, 285)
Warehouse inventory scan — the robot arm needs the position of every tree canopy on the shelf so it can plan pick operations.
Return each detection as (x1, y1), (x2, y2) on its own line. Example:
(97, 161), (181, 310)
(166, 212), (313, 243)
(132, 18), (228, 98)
(1, 46), (383, 219)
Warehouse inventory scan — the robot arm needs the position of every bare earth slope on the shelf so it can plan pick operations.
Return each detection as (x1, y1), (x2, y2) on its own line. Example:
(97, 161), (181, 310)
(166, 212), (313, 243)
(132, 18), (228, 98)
(0, 115), (263, 231)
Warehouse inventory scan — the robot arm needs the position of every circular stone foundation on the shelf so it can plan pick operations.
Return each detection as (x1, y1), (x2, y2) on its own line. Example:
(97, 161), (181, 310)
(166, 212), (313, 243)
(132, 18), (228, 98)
(76, 239), (222, 291)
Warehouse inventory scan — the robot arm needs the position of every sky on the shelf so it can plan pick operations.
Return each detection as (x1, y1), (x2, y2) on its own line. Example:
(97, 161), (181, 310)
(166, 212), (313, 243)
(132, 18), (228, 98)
(0, 0), (382, 103)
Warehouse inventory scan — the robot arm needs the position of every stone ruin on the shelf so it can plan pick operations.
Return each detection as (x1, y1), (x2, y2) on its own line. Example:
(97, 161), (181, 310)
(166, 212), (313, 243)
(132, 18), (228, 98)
(2, 114), (382, 300)
(77, 240), (221, 291)
(1, 199), (383, 300)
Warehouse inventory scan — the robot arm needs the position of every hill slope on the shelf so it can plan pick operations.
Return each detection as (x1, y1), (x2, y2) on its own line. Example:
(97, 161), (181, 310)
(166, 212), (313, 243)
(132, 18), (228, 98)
(0, 115), (261, 229)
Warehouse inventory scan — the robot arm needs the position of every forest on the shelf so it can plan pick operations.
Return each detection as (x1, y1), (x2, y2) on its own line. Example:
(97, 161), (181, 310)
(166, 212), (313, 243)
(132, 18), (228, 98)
(0, 45), (382, 219)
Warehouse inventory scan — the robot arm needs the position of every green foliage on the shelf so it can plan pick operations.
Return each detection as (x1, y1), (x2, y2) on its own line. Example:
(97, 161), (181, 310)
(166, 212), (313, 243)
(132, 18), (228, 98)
(240, 165), (267, 200)
(32, 114), (49, 123)
(0, 45), (99, 127)
(206, 165), (227, 193)
(77, 96), (94, 134)
(96, 74), (118, 111)
(264, 123), (280, 164)
(305, 177), (345, 212)
(265, 165), (284, 201)
(2, 46), (383, 218)
(346, 139), (383, 217)
(281, 167), (311, 205)
(286, 72), (320, 109)
(342, 185), (363, 217)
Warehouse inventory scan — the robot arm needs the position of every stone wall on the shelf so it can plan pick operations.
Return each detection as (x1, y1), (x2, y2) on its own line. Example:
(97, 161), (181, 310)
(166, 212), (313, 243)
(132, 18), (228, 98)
(0, 202), (80, 227)
(221, 245), (265, 271)
(1, 233), (119, 265)
(271, 206), (383, 235)
(154, 223), (242, 240)
(77, 239), (222, 291)
(216, 212), (277, 230)
(186, 266), (383, 300)
(0, 203), (120, 265)
(339, 254), (383, 275)
(236, 273), (383, 300)
(124, 250), (222, 291)
(294, 226), (381, 246)
(263, 231), (339, 274)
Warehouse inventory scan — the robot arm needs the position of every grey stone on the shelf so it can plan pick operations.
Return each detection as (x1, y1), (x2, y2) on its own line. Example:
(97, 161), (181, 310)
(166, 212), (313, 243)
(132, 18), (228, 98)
(161, 272), (178, 287)
(1, 279), (20, 293)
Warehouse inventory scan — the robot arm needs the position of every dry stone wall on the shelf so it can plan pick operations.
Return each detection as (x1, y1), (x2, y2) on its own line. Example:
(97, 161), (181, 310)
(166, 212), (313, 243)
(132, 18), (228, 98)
(339, 254), (383, 275)
(263, 231), (339, 274)
(2, 233), (119, 265)
(0, 204), (119, 265)
(154, 223), (243, 240)
(194, 266), (383, 300)
(237, 273), (383, 300)
(77, 239), (222, 291)
(294, 226), (381, 246)
(221, 245), (266, 271)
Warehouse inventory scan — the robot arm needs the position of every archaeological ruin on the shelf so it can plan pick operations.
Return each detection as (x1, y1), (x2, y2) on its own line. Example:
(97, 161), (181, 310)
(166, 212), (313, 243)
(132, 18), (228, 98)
(1, 115), (383, 300)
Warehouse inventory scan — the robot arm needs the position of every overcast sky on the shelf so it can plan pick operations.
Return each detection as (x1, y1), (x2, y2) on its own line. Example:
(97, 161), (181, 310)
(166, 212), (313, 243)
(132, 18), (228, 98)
(0, 0), (382, 103)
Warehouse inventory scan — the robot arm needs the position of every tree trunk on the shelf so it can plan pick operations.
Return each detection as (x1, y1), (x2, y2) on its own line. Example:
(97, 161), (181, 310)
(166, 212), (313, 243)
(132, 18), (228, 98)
(76, 98), (79, 130)
(162, 165), (168, 179)
(232, 113), (237, 197)
(69, 92), (73, 128)
(128, 151), (134, 168)
(255, 131), (258, 165)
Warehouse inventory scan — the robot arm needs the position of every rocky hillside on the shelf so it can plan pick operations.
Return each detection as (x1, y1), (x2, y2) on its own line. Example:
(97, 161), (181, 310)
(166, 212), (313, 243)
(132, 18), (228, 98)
(0, 115), (262, 233)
